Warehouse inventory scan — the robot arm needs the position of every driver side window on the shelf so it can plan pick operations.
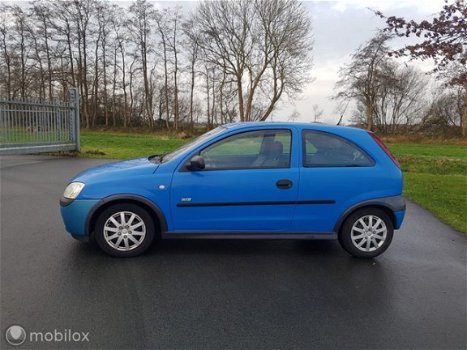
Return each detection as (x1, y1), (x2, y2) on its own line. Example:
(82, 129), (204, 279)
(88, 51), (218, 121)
(200, 129), (291, 170)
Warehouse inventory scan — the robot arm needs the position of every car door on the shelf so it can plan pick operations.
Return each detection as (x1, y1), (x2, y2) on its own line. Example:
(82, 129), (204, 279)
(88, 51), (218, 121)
(170, 128), (299, 232)
(295, 130), (378, 233)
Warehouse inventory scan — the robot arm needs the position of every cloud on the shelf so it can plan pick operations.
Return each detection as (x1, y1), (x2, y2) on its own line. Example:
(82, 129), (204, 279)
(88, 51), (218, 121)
(323, 0), (445, 14)
(272, 0), (444, 124)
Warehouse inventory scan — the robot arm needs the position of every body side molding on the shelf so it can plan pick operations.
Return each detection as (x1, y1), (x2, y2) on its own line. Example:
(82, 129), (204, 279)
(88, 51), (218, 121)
(176, 200), (335, 207)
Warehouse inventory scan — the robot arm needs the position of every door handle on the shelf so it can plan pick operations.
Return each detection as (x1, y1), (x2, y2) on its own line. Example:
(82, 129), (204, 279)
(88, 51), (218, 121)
(276, 179), (293, 189)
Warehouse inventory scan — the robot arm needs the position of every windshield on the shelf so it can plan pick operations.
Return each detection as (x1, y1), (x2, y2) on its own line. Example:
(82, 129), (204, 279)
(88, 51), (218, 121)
(161, 126), (227, 163)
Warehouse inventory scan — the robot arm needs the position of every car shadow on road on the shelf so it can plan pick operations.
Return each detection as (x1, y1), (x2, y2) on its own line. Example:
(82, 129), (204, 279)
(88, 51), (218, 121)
(68, 237), (375, 263)
(157, 239), (341, 256)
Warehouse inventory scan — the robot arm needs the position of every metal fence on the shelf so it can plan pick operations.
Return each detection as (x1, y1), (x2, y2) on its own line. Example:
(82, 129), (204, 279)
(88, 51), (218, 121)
(0, 89), (80, 155)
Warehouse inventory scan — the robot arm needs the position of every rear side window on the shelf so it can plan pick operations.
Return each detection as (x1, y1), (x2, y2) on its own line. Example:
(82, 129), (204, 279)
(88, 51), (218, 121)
(302, 130), (374, 167)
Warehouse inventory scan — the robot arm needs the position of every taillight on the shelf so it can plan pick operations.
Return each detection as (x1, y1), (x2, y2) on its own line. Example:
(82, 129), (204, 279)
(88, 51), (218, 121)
(368, 132), (400, 168)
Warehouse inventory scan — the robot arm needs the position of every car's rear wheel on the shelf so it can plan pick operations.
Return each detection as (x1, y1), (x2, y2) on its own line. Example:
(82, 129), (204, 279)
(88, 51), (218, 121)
(339, 208), (394, 258)
(95, 203), (155, 257)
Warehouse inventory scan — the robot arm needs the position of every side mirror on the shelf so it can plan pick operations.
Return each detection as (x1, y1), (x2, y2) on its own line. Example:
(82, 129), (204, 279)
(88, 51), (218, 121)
(189, 155), (205, 171)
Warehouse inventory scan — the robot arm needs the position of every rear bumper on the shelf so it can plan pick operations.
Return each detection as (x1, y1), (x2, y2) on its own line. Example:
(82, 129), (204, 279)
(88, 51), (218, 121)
(387, 195), (406, 229)
(60, 199), (99, 236)
(394, 210), (405, 230)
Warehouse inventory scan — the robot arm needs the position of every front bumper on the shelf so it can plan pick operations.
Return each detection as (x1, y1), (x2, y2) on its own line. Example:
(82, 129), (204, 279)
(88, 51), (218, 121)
(60, 199), (99, 236)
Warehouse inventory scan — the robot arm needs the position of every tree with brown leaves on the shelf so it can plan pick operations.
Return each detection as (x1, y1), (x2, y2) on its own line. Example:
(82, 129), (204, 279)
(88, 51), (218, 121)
(375, 0), (467, 136)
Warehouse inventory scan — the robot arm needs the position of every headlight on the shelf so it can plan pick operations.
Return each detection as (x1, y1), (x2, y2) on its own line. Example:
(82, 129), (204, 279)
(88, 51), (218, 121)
(63, 182), (85, 199)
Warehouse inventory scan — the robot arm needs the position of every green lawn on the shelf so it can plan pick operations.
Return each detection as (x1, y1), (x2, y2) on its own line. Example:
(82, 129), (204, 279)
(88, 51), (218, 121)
(1, 128), (71, 144)
(387, 143), (466, 233)
(388, 143), (467, 159)
(80, 131), (189, 159)
(79, 131), (466, 233)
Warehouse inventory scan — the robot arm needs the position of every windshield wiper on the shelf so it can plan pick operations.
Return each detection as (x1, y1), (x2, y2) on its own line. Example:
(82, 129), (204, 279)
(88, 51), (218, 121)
(148, 154), (166, 163)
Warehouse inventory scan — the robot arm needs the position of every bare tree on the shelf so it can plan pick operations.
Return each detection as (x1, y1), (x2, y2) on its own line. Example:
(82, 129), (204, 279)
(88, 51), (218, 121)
(334, 32), (393, 131)
(9, 6), (30, 100)
(194, 0), (313, 122)
(421, 85), (465, 134)
(375, 66), (428, 132)
(0, 5), (13, 99)
(336, 32), (431, 133)
(373, 66), (427, 132)
(96, 2), (110, 126)
(70, 0), (94, 128)
(288, 109), (300, 122)
(50, 1), (77, 91)
(0, 0), (316, 131)
(166, 9), (182, 130)
(129, 0), (155, 128)
(183, 18), (200, 130)
(32, 1), (54, 99)
(155, 8), (171, 129)
(312, 104), (323, 122)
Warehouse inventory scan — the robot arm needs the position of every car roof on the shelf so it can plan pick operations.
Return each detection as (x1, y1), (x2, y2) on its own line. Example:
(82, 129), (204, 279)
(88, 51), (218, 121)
(223, 122), (367, 135)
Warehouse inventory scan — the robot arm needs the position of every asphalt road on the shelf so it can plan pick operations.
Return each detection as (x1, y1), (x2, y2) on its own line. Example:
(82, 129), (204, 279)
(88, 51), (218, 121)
(1, 155), (466, 349)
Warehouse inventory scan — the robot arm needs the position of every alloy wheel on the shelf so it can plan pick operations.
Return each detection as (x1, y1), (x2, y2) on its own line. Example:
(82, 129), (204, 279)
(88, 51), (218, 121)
(350, 214), (388, 252)
(103, 211), (146, 251)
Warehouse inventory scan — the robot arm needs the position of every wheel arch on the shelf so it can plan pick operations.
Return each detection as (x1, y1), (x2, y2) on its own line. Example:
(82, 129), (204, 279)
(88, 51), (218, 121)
(334, 196), (405, 233)
(86, 194), (168, 238)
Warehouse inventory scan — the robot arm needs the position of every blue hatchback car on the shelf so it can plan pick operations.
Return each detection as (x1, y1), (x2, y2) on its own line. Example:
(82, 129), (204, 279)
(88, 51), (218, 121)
(60, 123), (405, 258)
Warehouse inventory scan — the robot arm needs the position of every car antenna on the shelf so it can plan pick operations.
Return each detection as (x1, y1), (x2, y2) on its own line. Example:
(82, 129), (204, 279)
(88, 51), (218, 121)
(337, 100), (350, 126)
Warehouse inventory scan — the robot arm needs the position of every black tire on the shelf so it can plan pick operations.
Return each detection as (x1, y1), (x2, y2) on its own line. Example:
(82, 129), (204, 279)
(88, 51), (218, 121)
(338, 208), (394, 258)
(95, 203), (155, 257)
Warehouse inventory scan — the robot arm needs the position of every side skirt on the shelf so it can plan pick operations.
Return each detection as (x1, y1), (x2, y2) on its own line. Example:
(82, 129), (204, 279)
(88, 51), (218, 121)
(161, 232), (337, 240)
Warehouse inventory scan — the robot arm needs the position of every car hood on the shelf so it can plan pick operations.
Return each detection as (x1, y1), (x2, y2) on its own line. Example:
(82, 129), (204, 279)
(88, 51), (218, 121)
(71, 157), (159, 183)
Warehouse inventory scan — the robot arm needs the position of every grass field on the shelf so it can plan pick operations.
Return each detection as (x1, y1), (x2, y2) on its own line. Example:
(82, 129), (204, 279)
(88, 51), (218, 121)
(387, 143), (466, 233)
(79, 131), (466, 233)
(80, 131), (188, 159)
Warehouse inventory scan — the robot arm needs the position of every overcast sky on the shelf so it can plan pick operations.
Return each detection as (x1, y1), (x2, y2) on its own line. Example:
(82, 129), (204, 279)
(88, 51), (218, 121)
(146, 0), (445, 124)
(10, 0), (447, 124)
(284, 0), (445, 124)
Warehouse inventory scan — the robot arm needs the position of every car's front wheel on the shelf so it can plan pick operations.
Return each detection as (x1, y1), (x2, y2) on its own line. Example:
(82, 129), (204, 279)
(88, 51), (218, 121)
(95, 203), (155, 257)
(339, 208), (394, 258)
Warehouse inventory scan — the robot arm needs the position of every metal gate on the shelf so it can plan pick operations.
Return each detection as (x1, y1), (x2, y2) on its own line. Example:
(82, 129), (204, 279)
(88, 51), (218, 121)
(0, 89), (80, 155)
